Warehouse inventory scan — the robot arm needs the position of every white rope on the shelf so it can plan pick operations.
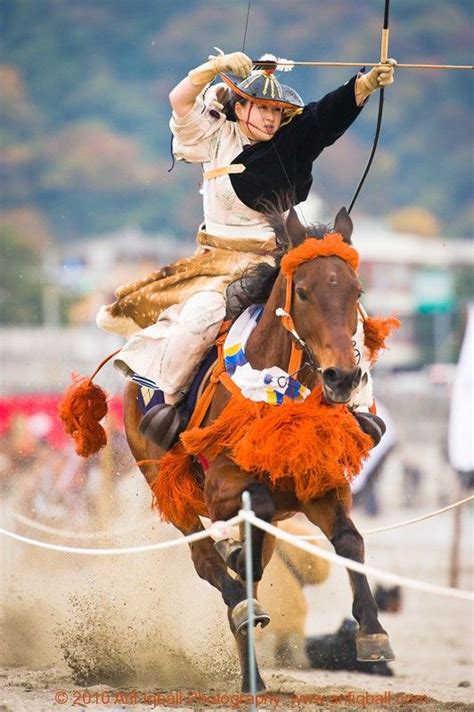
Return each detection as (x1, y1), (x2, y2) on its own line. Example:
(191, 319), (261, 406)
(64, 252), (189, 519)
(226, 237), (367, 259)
(238, 510), (474, 602)
(300, 495), (474, 540)
(11, 510), (149, 540)
(11, 494), (473, 545)
(0, 515), (242, 556)
(2, 507), (473, 600)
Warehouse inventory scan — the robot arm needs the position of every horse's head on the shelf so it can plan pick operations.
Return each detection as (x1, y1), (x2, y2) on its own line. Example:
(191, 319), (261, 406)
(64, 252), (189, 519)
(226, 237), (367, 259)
(283, 207), (363, 404)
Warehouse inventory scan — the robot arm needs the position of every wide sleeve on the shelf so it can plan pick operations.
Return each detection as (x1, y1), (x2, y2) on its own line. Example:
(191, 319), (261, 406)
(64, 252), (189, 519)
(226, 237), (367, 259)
(169, 86), (227, 163)
(301, 75), (364, 157)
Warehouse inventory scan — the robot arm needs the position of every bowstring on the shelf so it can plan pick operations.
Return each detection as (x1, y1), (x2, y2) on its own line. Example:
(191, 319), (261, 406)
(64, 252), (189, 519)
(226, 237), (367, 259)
(242, 0), (391, 220)
(242, 0), (251, 53)
(239, 1), (313, 228)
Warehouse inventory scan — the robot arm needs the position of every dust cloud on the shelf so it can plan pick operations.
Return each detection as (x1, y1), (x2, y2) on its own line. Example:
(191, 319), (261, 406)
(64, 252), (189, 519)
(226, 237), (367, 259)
(1, 480), (239, 690)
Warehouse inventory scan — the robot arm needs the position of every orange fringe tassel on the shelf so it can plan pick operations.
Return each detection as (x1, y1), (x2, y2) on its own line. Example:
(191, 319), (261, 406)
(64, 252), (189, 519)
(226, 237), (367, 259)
(281, 234), (360, 275)
(58, 375), (109, 457)
(150, 444), (207, 530)
(363, 315), (401, 362)
(152, 388), (373, 529)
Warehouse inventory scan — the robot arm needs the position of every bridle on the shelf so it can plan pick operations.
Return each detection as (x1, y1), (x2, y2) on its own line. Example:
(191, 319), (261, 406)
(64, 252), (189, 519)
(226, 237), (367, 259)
(275, 233), (361, 378)
(275, 304), (321, 376)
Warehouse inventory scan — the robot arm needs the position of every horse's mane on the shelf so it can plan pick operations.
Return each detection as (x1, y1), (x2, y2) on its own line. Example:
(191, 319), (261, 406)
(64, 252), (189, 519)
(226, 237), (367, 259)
(228, 207), (334, 318)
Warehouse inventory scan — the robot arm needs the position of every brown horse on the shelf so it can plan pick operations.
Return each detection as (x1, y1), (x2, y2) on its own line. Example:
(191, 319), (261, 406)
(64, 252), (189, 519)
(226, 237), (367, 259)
(119, 207), (394, 692)
(60, 206), (396, 692)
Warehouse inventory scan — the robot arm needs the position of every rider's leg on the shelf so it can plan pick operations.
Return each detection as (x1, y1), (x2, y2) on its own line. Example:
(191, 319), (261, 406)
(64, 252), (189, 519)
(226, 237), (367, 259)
(159, 289), (226, 402)
(115, 290), (225, 396)
(116, 290), (226, 448)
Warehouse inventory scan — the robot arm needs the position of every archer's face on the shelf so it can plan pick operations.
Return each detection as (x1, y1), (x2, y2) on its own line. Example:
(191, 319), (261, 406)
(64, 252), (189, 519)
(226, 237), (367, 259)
(235, 101), (283, 142)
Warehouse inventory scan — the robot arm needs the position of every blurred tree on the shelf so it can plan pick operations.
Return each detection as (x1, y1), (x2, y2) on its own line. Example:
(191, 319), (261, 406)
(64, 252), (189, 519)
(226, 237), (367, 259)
(0, 0), (472, 239)
(39, 122), (159, 191)
(0, 207), (52, 249)
(0, 226), (42, 324)
(388, 206), (441, 236)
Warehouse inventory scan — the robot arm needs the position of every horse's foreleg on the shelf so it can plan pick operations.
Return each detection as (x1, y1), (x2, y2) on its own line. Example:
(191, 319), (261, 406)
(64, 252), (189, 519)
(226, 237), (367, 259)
(189, 523), (269, 693)
(206, 459), (276, 582)
(232, 481), (276, 582)
(304, 489), (395, 662)
(228, 587), (266, 693)
(185, 524), (248, 610)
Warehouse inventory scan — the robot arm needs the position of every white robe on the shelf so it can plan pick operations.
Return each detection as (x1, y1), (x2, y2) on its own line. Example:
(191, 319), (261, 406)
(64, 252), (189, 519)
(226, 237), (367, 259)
(170, 84), (276, 242)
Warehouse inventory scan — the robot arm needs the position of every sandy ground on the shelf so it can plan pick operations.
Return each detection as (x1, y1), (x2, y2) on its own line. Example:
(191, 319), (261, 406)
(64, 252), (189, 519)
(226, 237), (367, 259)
(1, 459), (473, 712)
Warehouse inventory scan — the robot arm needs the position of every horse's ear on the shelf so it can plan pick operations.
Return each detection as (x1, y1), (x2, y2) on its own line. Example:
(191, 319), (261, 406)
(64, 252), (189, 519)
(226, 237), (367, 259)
(286, 207), (307, 247)
(334, 207), (353, 244)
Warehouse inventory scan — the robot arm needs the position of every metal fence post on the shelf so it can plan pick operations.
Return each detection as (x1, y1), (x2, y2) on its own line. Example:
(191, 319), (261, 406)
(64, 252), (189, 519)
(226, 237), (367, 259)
(242, 490), (257, 706)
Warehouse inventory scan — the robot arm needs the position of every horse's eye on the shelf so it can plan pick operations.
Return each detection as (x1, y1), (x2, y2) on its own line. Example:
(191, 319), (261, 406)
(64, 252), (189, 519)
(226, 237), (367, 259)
(296, 287), (309, 301)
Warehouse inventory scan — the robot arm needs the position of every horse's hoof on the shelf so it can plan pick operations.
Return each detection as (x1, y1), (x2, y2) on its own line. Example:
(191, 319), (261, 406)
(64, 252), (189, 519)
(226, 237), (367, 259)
(231, 599), (270, 635)
(356, 633), (395, 662)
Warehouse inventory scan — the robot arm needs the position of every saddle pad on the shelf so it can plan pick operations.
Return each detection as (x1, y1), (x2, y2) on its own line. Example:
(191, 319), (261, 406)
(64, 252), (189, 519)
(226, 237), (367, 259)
(137, 346), (217, 417)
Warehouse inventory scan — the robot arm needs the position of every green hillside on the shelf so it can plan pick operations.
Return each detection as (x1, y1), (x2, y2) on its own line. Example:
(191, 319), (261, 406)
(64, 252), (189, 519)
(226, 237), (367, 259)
(1, 0), (473, 243)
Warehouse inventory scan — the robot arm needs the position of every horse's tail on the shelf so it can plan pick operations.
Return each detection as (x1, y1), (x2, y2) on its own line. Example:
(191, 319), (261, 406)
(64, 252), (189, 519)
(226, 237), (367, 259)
(58, 349), (120, 458)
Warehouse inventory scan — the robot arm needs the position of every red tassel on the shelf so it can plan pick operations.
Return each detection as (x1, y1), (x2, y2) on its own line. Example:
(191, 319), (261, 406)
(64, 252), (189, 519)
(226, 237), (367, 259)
(58, 374), (109, 457)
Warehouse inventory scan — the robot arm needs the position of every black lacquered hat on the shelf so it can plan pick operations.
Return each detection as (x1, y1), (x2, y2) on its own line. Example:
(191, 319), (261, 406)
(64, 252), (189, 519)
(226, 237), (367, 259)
(220, 54), (304, 110)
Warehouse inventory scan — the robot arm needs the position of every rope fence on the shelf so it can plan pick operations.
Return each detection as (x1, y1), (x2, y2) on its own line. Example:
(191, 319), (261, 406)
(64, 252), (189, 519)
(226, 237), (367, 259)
(10, 510), (156, 540)
(238, 510), (473, 602)
(300, 494), (474, 540)
(0, 517), (239, 556)
(2, 497), (473, 601)
(9, 494), (473, 542)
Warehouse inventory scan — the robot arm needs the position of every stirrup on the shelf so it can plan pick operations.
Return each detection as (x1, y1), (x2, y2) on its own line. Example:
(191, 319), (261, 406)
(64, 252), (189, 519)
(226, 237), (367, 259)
(139, 403), (189, 451)
(353, 411), (386, 447)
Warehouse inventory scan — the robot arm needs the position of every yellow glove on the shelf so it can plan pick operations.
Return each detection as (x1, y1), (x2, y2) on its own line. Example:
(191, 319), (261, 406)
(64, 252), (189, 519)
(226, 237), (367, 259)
(359, 58), (397, 93)
(188, 49), (252, 87)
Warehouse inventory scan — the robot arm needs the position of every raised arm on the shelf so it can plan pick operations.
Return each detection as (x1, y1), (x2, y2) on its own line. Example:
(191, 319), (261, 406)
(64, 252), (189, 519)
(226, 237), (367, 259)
(355, 59), (396, 105)
(169, 51), (252, 117)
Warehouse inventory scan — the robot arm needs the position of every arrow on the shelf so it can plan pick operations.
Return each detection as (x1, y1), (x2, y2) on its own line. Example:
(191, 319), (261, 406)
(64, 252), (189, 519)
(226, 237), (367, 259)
(253, 60), (473, 71)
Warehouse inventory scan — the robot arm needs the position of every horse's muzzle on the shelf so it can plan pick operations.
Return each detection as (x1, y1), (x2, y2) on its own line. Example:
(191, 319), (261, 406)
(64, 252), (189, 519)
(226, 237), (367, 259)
(322, 367), (362, 403)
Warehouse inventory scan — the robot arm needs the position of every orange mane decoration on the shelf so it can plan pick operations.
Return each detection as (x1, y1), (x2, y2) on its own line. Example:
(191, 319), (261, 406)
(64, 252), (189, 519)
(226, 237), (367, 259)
(281, 233), (360, 276)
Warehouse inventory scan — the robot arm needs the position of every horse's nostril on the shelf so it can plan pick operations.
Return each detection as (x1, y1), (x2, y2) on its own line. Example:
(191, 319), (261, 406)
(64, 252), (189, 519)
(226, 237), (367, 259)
(323, 367), (361, 392)
(323, 368), (339, 385)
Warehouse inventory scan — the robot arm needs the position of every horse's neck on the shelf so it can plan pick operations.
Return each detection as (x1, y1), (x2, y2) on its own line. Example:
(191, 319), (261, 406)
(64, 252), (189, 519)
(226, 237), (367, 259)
(245, 274), (319, 390)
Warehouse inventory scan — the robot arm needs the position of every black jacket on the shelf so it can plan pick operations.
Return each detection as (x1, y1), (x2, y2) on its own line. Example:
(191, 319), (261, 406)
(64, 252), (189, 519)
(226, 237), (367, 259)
(229, 75), (362, 211)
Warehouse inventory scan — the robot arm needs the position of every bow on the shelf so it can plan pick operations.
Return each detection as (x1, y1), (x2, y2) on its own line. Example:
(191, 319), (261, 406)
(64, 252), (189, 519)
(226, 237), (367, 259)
(242, 1), (471, 214)
(347, 0), (391, 214)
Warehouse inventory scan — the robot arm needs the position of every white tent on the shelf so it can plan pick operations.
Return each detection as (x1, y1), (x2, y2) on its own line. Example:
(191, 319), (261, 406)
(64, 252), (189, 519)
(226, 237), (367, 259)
(448, 303), (474, 473)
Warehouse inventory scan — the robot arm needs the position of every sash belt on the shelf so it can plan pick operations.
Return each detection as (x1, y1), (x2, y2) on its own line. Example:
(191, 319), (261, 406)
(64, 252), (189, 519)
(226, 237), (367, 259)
(202, 164), (246, 180)
(196, 229), (276, 255)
